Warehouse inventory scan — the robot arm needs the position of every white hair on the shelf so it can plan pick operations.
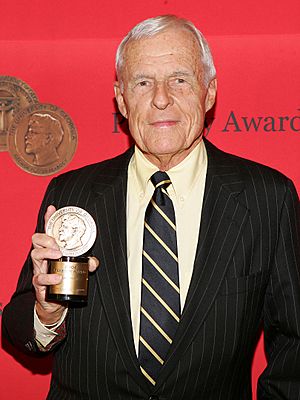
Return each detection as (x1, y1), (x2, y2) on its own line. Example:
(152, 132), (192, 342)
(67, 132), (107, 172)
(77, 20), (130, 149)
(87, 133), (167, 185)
(116, 15), (216, 87)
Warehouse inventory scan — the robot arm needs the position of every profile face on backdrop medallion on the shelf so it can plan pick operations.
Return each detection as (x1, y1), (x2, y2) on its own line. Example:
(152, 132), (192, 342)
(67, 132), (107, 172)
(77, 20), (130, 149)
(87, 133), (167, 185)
(8, 103), (77, 176)
(24, 113), (64, 167)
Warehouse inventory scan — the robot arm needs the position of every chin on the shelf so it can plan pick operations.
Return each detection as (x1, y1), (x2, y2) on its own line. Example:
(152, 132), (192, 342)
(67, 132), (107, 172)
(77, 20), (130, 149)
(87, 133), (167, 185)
(148, 144), (180, 156)
(148, 137), (182, 153)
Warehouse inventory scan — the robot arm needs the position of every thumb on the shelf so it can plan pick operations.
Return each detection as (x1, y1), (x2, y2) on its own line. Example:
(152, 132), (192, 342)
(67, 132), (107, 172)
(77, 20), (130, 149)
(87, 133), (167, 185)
(44, 205), (57, 232)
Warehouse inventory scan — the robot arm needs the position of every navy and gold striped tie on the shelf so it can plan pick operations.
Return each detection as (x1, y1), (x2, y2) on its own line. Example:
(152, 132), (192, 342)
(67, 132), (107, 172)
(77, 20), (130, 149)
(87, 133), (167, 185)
(139, 171), (180, 386)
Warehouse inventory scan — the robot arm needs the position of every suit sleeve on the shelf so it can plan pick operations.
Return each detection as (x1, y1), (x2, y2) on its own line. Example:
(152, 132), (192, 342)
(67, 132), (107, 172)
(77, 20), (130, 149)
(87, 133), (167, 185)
(258, 179), (300, 399)
(1, 177), (66, 354)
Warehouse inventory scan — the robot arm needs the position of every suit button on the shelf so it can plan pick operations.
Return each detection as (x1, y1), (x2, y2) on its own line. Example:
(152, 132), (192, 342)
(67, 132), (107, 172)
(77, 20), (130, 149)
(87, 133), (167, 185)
(149, 396), (159, 400)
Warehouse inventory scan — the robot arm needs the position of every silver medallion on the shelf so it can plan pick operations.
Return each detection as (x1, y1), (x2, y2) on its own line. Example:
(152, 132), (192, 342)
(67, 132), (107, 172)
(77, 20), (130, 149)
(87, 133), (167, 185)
(46, 206), (97, 257)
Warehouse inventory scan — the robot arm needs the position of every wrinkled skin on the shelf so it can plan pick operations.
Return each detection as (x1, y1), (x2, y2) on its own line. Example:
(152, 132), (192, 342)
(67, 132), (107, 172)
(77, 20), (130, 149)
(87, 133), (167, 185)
(115, 28), (217, 170)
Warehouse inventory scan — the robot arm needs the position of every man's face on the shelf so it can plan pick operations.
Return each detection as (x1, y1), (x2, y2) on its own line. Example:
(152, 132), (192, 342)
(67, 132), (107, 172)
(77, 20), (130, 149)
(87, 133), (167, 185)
(115, 28), (217, 166)
(25, 118), (48, 154)
(59, 220), (74, 243)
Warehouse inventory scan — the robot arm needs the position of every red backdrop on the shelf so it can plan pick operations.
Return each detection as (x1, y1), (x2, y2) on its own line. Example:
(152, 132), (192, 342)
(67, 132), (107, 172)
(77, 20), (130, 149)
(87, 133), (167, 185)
(1, 1), (299, 398)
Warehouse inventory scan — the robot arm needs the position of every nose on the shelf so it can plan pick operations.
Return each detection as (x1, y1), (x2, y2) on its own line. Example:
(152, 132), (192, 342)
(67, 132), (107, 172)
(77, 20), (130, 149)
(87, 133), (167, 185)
(25, 129), (32, 139)
(151, 81), (173, 110)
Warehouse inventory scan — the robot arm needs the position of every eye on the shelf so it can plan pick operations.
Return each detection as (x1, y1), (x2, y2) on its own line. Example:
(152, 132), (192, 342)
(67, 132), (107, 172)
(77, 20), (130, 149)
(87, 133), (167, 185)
(133, 79), (153, 92)
(168, 77), (189, 88)
(136, 80), (150, 87)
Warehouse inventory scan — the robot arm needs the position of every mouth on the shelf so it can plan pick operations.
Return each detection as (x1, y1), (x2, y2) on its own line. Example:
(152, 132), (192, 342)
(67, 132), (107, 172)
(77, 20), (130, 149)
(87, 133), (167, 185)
(149, 120), (178, 128)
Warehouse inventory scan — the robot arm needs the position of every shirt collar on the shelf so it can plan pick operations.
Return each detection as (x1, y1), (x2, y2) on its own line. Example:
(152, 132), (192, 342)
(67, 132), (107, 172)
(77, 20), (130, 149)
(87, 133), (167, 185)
(130, 140), (207, 200)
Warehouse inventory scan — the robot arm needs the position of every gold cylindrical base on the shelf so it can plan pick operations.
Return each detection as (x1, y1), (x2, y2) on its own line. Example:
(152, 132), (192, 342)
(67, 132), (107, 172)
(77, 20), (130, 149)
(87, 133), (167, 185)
(46, 256), (89, 303)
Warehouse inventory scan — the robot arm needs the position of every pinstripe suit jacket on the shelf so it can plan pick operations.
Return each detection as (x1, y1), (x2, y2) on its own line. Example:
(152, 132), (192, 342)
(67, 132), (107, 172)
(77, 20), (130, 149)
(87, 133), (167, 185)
(3, 139), (300, 399)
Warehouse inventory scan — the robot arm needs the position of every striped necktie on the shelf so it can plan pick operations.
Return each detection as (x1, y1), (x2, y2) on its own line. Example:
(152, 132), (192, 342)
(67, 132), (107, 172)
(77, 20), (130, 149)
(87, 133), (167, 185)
(139, 171), (180, 386)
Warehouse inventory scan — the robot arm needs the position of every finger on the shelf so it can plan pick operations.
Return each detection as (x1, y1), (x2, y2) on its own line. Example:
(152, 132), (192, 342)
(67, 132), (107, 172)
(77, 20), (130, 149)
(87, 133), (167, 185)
(32, 259), (49, 275)
(44, 205), (57, 231)
(31, 247), (62, 264)
(88, 256), (100, 272)
(32, 233), (60, 251)
(33, 272), (62, 287)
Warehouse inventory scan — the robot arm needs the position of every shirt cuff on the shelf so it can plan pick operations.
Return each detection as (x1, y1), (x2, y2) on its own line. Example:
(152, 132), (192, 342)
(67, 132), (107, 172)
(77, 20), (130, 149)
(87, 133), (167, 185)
(34, 305), (68, 348)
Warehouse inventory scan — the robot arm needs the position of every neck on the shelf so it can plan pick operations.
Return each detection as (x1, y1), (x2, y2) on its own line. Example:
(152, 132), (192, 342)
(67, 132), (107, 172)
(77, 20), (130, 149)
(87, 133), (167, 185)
(142, 138), (202, 171)
(34, 149), (59, 166)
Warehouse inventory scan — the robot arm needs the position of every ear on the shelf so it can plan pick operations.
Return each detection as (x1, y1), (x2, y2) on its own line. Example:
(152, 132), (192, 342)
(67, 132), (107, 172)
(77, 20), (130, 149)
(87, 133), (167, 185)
(46, 132), (53, 144)
(114, 81), (128, 119)
(204, 78), (217, 112)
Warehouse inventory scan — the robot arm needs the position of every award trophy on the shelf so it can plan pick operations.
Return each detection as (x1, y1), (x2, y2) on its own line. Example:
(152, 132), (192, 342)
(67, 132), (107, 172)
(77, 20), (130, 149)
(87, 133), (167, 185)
(46, 206), (97, 302)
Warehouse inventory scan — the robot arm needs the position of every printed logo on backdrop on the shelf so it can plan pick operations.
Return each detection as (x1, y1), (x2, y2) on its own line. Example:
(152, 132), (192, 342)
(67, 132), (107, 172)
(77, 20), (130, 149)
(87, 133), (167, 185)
(0, 76), (77, 176)
(112, 111), (300, 135)
(221, 110), (300, 133)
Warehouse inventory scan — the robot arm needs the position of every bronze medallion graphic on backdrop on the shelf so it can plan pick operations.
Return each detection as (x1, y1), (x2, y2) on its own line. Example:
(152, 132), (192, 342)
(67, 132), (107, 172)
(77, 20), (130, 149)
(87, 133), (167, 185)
(8, 102), (77, 176)
(1, 75), (78, 175)
(0, 76), (38, 151)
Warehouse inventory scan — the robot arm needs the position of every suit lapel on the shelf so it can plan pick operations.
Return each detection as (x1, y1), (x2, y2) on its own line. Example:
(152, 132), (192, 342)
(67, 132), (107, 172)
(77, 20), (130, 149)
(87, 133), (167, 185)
(91, 148), (152, 392)
(156, 140), (250, 388)
(89, 141), (250, 391)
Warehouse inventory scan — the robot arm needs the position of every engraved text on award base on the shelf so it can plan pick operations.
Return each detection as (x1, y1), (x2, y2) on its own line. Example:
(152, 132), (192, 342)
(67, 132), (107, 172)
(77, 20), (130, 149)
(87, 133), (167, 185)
(47, 257), (89, 302)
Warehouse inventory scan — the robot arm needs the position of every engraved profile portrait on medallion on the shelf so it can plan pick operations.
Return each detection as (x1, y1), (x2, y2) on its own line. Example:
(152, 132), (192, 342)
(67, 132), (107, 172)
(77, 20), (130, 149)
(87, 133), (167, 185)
(8, 103), (77, 176)
(46, 206), (97, 257)
(58, 214), (87, 251)
(25, 113), (64, 166)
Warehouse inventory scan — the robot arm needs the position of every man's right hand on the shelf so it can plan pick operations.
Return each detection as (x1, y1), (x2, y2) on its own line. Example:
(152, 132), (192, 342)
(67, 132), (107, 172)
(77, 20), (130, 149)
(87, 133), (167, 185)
(31, 205), (66, 325)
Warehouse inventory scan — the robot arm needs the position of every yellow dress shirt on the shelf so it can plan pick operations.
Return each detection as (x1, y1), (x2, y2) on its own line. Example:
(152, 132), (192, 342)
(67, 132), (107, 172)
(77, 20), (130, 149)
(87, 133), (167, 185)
(127, 141), (207, 354)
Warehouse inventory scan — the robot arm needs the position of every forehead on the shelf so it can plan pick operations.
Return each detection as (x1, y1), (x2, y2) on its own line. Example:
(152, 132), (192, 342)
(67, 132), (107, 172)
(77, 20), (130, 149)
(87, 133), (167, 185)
(29, 117), (51, 134)
(123, 28), (202, 75)
(29, 117), (43, 127)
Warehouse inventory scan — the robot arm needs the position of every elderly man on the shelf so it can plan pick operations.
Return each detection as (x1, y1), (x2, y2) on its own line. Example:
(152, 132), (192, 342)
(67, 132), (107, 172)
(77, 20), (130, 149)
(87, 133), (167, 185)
(3, 15), (300, 400)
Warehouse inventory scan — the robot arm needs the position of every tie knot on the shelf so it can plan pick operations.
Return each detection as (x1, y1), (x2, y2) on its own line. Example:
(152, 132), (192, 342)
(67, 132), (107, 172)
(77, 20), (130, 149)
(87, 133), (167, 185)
(151, 171), (171, 190)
